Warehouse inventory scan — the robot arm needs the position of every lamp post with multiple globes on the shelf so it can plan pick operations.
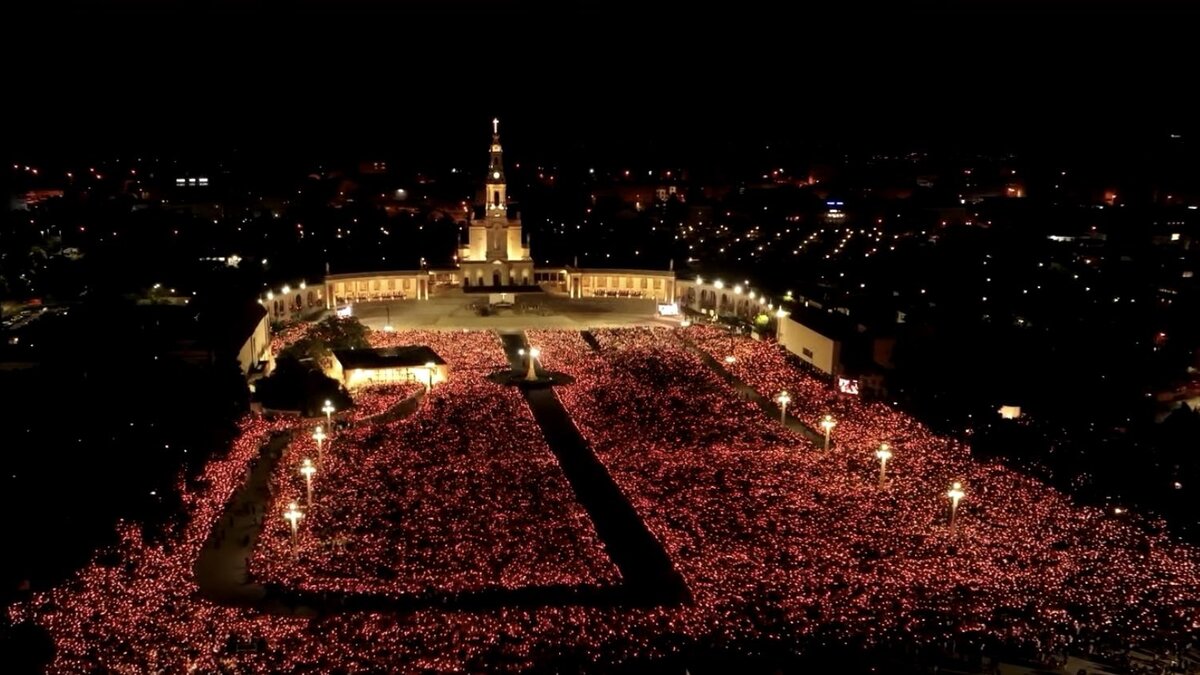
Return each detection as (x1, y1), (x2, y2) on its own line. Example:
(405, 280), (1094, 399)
(300, 459), (316, 508)
(312, 425), (326, 462)
(947, 481), (966, 531)
(819, 414), (837, 450)
(775, 391), (791, 424)
(876, 443), (892, 487)
(283, 501), (304, 558)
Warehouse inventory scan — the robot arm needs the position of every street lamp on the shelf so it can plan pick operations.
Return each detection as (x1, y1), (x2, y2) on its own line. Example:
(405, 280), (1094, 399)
(876, 442), (892, 487)
(819, 414), (836, 450)
(775, 391), (791, 424)
(518, 347), (540, 381)
(947, 481), (966, 531)
(322, 399), (335, 427)
(312, 425), (326, 462)
(300, 458), (316, 508)
(424, 361), (436, 389)
(283, 501), (304, 557)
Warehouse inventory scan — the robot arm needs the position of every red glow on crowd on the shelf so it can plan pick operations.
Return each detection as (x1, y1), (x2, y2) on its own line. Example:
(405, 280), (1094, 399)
(8, 326), (1200, 672)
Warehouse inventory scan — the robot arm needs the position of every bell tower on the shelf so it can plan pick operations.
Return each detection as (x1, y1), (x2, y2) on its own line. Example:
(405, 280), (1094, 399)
(458, 118), (533, 288)
(485, 117), (506, 211)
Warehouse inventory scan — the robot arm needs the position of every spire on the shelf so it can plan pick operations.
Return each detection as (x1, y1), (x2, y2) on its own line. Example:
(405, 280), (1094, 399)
(486, 118), (505, 185)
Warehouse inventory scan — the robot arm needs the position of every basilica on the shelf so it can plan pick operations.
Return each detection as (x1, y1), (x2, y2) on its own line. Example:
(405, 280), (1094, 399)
(458, 119), (535, 288)
(318, 120), (679, 308)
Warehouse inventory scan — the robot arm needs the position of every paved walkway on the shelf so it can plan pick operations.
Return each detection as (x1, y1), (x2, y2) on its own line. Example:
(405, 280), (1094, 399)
(498, 331), (691, 605)
(352, 292), (682, 331)
(579, 330), (602, 352)
(194, 393), (425, 615)
(193, 430), (289, 607)
(674, 333), (827, 447)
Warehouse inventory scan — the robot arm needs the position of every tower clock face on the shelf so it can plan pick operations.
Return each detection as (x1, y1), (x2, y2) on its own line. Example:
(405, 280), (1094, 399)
(493, 171), (500, 179)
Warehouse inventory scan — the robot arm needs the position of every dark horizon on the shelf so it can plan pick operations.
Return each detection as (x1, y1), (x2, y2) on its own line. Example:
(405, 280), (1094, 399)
(5, 0), (1198, 162)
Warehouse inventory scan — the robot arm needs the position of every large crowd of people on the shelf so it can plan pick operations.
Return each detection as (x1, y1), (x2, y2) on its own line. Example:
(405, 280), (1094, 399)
(342, 382), (425, 423)
(268, 322), (314, 358)
(576, 326), (1200, 649)
(8, 325), (1200, 673)
(250, 330), (617, 597)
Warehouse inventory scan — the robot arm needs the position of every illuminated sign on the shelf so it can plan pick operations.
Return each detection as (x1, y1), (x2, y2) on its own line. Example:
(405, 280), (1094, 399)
(657, 303), (680, 316)
(335, 304), (353, 318)
(837, 377), (859, 395)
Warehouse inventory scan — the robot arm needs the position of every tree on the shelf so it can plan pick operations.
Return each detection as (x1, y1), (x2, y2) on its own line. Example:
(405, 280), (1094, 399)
(311, 316), (369, 351)
(255, 355), (352, 415)
(279, 316), (369, 370)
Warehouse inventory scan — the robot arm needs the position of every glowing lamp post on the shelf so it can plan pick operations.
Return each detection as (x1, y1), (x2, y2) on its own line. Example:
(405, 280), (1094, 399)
(875, 442), (892, 487)
(947, 481), (966, 531)
(283, 501), (304, 557)
(819, 414), (837, 450)
(312, 425), (327, 462)
(322, 399), (335, 427)
(300, 458), (316, 508)
(518, 347), (540, 381)
(775, 391), (791, 424)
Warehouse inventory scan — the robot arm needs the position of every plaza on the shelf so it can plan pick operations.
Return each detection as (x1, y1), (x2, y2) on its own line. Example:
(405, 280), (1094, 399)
(348, 291), (679, 331)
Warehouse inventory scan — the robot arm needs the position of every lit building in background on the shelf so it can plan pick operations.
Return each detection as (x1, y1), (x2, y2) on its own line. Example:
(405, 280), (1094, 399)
(458, 118), (534, 288)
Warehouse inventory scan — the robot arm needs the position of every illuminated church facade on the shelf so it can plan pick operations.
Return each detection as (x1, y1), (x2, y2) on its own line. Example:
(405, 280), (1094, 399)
(318, 119), (678, 309)
(458, 119), (534, 288)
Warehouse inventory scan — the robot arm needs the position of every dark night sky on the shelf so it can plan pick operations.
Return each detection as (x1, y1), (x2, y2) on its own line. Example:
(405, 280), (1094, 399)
(4, 1), (1197, 164)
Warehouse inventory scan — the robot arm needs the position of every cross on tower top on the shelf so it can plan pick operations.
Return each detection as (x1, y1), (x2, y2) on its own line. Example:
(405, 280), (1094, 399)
(493, 118), (499, 135)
